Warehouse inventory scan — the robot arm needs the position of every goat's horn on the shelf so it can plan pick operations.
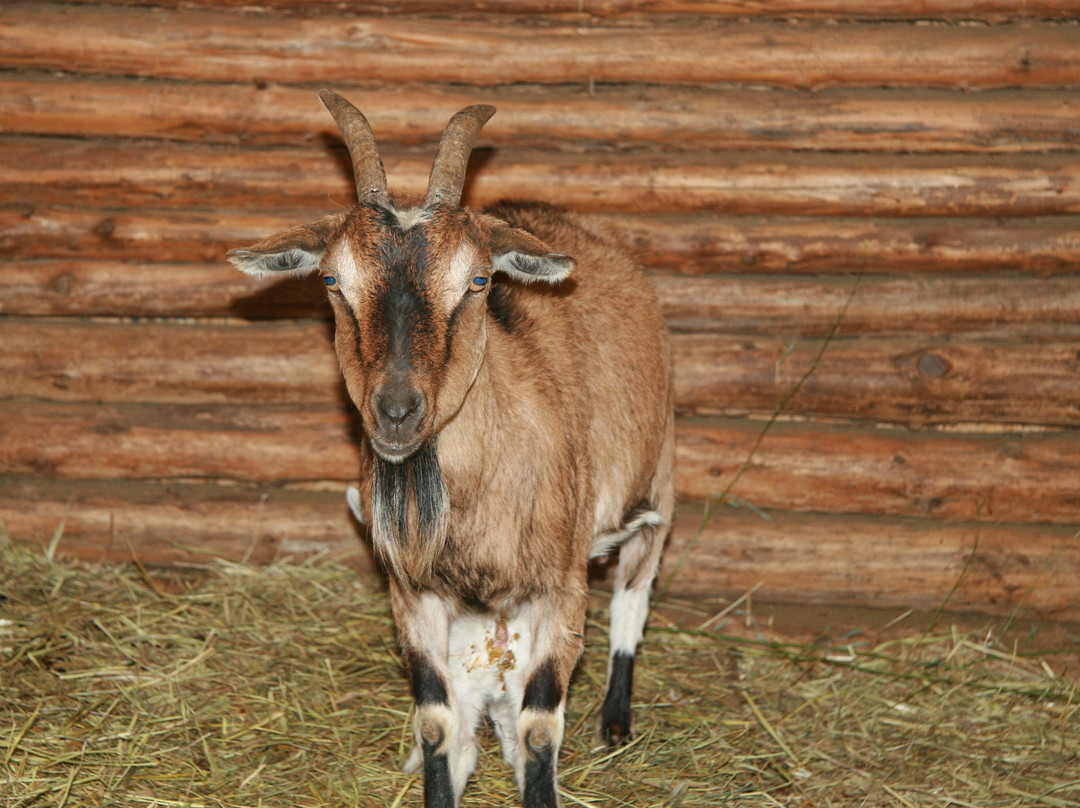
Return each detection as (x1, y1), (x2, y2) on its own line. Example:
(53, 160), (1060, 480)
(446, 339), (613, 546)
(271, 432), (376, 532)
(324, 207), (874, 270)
(318, 89), (390, 208)
(425, 105), (496, 209)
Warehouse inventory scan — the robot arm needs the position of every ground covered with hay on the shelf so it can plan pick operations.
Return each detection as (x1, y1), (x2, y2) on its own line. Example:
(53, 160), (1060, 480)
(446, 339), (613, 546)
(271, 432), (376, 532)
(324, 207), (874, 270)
(2, 536), (1078, 808)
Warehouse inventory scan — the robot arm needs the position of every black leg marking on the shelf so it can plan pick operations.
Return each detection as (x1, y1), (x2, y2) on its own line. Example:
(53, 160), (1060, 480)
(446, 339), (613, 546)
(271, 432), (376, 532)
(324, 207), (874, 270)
(421, 723), (455, 808)
(407, 653), (456, 806)
(600, 651), (635, 746)
(522, 661), (563, 807)
(523, 727), (558, 808)
(406, 650), (449, 706)
(521, 658), (563, 712)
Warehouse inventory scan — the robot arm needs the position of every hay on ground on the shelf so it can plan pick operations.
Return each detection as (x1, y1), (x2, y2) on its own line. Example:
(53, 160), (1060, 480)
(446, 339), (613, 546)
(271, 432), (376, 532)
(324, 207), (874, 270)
(1, 536), (1077, 807)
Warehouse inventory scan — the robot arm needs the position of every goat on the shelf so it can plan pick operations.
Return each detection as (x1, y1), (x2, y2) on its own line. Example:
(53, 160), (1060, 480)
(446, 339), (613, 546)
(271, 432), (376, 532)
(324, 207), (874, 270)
(228, 91), (674, 808)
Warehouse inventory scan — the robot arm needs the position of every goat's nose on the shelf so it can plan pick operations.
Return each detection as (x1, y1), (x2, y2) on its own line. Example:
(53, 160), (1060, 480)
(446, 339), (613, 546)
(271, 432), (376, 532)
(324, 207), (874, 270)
(377, 387), (424, 433)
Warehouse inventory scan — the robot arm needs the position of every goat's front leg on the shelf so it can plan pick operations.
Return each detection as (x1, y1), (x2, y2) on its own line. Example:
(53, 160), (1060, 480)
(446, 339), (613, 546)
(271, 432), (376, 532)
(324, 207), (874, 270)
(516, 587), (588, 808)
(391, 585), (476, 808)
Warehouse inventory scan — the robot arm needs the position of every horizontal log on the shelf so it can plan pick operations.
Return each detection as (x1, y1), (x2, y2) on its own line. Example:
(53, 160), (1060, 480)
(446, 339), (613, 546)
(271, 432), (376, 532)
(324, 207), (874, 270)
(50, 0), (1080, 20)
(659, 506), (1080, 618)
(2, 401), (1078, 524)
(674, 333), (1080, 426)
(3, 319), (1078, 426)
(6, 74), (1079, 154)
(0, 402), (360, 483)
(0, 259), (330, 320)
(6, 207), (1080, 277)
(676, 417), (1080, 524)
(4, 6), (1079, 89)
(613, 214), (1080, 276)
(6, 138), (1080, 217)
(0, 477), (374, 569)
(659, 274), (1080, 339)
(4, 260), (1080, 341)
(0, 320), (344, 407)
(0, 206), (304, 264)
(3, 477), (1078, 618)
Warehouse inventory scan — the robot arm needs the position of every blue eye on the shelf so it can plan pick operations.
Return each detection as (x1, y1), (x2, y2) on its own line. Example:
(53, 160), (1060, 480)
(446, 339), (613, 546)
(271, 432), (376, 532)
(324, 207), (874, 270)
(469, 275), (489, 293)
(323, 275), (339, 291)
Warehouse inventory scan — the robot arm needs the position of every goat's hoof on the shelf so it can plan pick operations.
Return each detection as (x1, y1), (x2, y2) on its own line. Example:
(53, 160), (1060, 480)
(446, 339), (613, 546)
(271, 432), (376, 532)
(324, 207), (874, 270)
(599, 715), (634, 747)
(601, 724), (629, 747)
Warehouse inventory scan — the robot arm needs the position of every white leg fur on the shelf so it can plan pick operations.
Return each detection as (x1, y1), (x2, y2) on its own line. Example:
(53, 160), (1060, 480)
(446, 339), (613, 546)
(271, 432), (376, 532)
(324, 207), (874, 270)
(608, 584), (652, 658)
(402, 743), (422, 774)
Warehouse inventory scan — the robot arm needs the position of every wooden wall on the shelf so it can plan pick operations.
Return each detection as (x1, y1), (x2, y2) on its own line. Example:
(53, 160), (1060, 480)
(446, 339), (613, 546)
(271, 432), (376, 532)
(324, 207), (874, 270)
(2, 1), (1078, 619)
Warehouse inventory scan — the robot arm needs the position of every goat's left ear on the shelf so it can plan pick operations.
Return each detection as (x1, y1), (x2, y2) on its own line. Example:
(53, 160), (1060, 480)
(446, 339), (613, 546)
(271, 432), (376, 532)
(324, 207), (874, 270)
(489, 224), (575, 284)
(227, 213), (346, 278)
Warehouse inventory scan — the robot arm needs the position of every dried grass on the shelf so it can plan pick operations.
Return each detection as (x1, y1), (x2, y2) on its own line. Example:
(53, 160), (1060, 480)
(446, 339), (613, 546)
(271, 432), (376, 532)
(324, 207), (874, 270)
(2, 535), (1078, 807)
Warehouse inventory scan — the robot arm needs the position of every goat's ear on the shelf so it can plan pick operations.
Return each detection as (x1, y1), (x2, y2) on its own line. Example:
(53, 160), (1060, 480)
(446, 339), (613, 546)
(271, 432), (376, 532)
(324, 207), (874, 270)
(227, 214), (345, 278)
(489, 224), (575, 284)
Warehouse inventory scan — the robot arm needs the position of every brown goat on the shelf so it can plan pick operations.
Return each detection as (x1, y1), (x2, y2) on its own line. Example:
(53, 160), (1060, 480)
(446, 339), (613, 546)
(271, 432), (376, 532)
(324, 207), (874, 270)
(229, 91), (674, 808)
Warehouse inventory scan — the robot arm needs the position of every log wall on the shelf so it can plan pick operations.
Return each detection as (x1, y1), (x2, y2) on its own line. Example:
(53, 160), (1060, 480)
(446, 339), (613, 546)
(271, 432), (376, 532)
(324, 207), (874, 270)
(1, 0), (1078, 619)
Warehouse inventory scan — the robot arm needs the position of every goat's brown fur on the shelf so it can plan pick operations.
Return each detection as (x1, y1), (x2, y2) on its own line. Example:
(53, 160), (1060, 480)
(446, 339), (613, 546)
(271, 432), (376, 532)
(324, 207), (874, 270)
(229, 93), (673, 808)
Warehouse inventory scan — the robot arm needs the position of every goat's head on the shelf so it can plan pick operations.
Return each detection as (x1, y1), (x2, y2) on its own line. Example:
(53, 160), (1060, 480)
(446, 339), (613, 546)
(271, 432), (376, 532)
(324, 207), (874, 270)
(229, 91), (575, 463)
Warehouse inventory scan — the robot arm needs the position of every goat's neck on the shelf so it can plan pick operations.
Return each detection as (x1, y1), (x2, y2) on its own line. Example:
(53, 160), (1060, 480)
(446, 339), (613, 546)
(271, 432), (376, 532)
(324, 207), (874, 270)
(437, 336), (557, 492)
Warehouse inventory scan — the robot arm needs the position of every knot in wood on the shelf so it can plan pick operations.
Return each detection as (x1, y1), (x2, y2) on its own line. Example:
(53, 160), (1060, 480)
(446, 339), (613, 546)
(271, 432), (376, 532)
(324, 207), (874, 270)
(917, 353), (950, 377)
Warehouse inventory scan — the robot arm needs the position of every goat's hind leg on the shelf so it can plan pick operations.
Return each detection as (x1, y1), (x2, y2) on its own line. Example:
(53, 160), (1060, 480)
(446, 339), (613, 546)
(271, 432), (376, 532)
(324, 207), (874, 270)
(600, 506), (669, 747)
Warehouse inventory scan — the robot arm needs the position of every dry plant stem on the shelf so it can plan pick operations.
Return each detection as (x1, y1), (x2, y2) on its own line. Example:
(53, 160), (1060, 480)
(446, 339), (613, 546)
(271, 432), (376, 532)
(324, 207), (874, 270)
(658, 257), (867, 603)
(1000, 527), (1080, 639)
(922, 505), (983, 640)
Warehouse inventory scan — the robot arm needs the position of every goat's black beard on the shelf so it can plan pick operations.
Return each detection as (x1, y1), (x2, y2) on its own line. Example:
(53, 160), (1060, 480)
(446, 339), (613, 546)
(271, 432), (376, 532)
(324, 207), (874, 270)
(370, 440), (449, 584)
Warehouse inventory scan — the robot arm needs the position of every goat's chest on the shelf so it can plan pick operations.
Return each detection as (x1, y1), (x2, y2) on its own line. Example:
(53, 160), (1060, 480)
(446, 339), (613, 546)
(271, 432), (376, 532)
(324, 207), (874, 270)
(430, 536), (539, 610)
(427, 425), (585, 608)
(430, 516), (578, 611)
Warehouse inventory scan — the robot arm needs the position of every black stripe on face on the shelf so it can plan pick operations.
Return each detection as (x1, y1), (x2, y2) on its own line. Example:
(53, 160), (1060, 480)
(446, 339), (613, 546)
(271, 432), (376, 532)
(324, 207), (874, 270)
(340, 301), (364, 357)
(441, 297), (466, 369)
(374, 223), (434, 361)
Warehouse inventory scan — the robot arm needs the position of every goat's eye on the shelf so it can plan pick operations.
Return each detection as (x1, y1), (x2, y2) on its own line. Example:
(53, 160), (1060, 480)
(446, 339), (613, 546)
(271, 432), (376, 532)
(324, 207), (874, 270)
(323, 275), (340, 292)
(468, 275), (489, 293)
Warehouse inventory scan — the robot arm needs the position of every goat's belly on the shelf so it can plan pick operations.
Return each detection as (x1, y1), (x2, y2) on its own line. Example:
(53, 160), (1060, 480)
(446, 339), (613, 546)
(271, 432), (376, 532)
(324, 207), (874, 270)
(447, 605), (534, 764)
(447, 606), (533, 702)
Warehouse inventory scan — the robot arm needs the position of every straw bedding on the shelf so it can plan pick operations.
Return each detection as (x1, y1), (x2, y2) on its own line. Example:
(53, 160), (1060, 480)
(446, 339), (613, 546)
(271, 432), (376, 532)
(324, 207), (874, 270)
(2, 533), (1077, 807)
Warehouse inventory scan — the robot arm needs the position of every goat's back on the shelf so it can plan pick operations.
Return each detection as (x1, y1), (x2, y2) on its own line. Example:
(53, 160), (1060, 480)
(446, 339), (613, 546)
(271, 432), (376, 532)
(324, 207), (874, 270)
(485, 201), (674, 535)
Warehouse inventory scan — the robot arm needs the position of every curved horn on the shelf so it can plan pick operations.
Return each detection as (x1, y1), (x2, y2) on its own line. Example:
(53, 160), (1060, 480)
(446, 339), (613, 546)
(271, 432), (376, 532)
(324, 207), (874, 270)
(318, 89), (390, 208)
(424, 105), (496, 209)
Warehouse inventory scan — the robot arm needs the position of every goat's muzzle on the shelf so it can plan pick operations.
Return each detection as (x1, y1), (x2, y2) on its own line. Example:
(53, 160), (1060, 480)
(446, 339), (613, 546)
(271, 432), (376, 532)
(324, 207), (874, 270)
(369, 381), (427, 462)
